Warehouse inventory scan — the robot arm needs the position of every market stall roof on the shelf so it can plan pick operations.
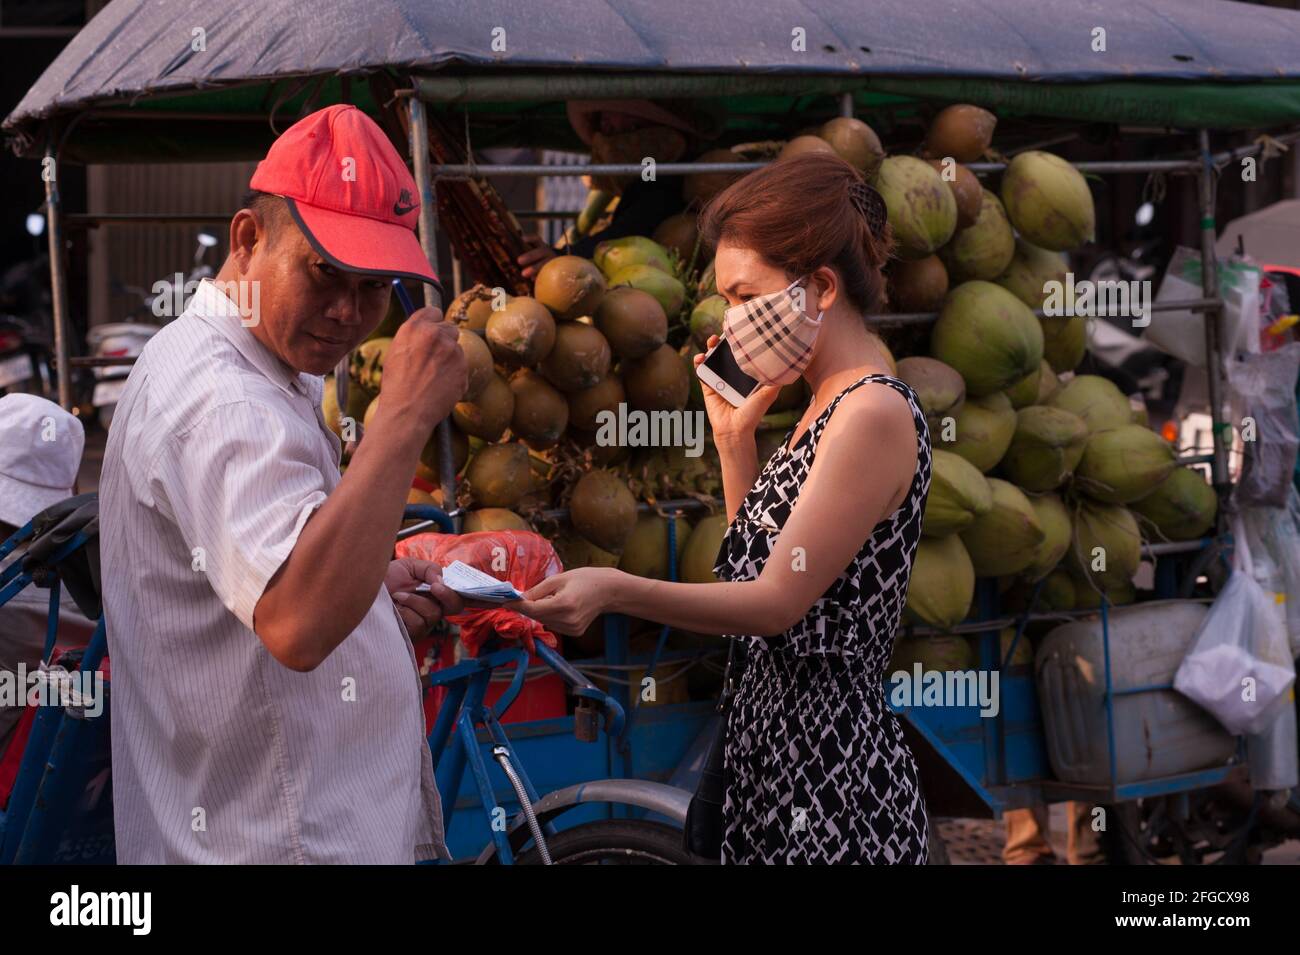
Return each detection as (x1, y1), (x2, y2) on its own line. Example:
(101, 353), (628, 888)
(8, 0), (1300, 161)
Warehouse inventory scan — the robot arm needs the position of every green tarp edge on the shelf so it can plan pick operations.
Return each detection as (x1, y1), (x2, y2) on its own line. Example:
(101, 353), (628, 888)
(34, 71), (1300, 163)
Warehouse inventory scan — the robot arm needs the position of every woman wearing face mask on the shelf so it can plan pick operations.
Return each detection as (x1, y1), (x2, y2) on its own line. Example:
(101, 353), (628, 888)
(511, 151), (932, 864)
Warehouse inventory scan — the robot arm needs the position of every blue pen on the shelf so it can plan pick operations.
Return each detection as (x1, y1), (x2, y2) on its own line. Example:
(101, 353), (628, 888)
(392, 279), (417, 316)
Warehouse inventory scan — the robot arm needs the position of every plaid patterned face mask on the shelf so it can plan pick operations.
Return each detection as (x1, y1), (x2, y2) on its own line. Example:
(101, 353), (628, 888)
(722, 276), (824, 386)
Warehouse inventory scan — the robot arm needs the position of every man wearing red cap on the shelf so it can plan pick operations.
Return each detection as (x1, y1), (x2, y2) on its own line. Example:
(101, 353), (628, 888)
(100, 105), (466, 863)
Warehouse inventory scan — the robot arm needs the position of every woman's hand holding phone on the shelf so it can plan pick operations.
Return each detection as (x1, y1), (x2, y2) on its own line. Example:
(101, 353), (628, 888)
(694, 334), (781, 447)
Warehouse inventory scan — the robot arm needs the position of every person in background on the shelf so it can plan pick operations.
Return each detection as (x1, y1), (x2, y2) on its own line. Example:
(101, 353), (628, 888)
(1003, 803), (1103, 865)
(0, 394), (96, 753)
(517, 98), (726, 277)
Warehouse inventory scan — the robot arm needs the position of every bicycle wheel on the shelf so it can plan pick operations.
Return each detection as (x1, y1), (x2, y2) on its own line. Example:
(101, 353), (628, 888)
(513, 819), (699, 865)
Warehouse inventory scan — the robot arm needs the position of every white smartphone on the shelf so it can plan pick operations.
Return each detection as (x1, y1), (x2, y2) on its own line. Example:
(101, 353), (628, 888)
(695, 336), (758, 409)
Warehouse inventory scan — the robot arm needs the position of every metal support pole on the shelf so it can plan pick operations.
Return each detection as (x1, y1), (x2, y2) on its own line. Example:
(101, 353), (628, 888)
(1197, 128), (1230, 493)
(839, 92), (854, 118)
(408, 96), (459, 523)
(43, 138), (73, 410)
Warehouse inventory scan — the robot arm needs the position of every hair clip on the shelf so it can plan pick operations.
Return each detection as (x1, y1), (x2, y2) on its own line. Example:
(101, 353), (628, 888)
(848, 180), (888, 240)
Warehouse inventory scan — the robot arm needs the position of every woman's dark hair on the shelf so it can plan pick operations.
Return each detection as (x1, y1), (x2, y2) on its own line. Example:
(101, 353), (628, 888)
(697, 151), (894, 317)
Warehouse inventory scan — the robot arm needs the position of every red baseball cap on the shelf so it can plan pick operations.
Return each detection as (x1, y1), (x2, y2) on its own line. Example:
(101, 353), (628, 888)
(249, 104), (442, 293)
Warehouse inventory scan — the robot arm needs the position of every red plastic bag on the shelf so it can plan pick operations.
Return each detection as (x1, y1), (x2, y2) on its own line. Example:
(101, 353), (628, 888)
(394, 530), (561, 654)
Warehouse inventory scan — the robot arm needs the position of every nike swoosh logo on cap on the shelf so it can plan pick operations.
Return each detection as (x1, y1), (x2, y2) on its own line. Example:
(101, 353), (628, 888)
(393, 188), (416, 216)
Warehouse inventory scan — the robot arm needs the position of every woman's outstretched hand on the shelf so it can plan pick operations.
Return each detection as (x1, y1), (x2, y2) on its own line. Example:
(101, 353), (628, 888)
(507, 567), (617, 636)
(693, 335), (781, 445)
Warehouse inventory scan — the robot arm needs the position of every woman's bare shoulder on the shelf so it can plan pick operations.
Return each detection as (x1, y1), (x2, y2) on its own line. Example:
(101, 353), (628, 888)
(824, 376), (917, 439)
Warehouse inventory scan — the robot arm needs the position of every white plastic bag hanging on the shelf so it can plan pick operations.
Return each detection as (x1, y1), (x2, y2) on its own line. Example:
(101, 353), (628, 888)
(1174, 515), (1295, 735)
(1227, 342), (1300, 508)
(1148, 246), (1262, 366)
(1239, 486), (1300, 658)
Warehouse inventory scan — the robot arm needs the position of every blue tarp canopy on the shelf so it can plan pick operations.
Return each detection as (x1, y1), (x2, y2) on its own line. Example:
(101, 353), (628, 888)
(7, 0), (1300, 159)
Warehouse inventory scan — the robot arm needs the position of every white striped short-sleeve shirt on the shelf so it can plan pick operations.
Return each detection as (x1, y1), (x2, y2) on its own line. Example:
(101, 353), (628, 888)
(100, 279), (448, 863)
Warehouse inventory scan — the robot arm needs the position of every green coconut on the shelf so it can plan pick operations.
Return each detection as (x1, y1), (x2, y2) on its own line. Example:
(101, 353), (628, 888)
(889, 635), (976, 675)
(1023, 493), (1072, 581)
(888, 255), (950, 313)
(923, 104), (998, 164)
(569, 469), (638, 554)
(995, 627), (1035, 667)
(606, 264), (686, 321)
(618, 514), (693, 580)
(452, 372), (514, 441)
(959, 478), (1045, 577)
(1047, 375), (1132, 434)
(941, 391), (1017, 473)
(486, 296), (556, 367)
(1130, 467), (1218, 542)
(929, 161), (983, 230)
(553, 529), (620, 571)
(652, 212), (700, 263)
(819, 117), (885, 181)
(538, 321), (612, 392)
(1004, 363), (1042, 409)
(896, 356), (966, 432)
(1000, 406), (1089, 492)
(567, 373), (626, 433)
(1003, 568), (1076, 613)
(904, 535), (976, 629)
(464, 442), (533, 509)
(876, 156), (958, 260)
(509, 370), (570, 450)
(931, 281), (1044, 396)
(463, 508), (531, 533)
(1071, 575), (1137, 610)
(458, 328), (495, 401)
(689, 294), (727, 348)
(1000, 151), (1096, 251)
(348, 337), (391, 396)
(779, 135), (837, 160)
(680, 514), (730, 583)
(1076, 425), (1177, 504)
(593, 236), (673, 278)
(1035, 360), (1061, 404)
(1041, 314), (1088, 373)
(996, 239), (1070, 309)
(697, 260), (718, 297)
(939, 189), (1015, 282)
(533, 255), (607, 320)
(595, 286), (668, 360)
(623, 343), (690, 412)
(1066, 499), (1142, 592)
(923, 450), (994, 537)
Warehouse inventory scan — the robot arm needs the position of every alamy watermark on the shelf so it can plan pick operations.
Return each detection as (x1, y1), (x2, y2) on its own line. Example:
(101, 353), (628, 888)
(152, 276), (261, 327)
(0, 663), (104, 719)
(888, 664), (1000, 717)
(594, 404), (706, 457)
(1043, 273), (1151, 328)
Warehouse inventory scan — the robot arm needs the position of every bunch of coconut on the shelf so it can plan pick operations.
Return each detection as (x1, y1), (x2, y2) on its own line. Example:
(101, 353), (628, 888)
(889, 105), (1217, 626)
(902, 336), (1212, 621)
(320, 296), (500, 525)
(418, 234), (741, 582)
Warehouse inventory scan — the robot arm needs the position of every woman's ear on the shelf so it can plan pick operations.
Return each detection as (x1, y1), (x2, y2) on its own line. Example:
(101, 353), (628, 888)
(812, 266), (838, 313)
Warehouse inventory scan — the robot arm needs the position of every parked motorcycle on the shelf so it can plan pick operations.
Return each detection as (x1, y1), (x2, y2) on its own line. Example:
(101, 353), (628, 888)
(0, 250), (55, 399)
(88, 231), (218, 429)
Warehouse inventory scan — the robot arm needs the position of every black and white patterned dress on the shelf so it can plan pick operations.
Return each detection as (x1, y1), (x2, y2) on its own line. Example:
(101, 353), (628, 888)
(713, 373), (932, 864)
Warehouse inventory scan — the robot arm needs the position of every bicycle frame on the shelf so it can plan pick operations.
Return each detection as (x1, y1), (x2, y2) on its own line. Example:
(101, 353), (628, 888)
(425, 638), (627, 863)
(0, 518), (111, 865)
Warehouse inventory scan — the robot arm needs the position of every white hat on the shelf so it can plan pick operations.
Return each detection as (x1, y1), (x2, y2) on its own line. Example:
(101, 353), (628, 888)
(0, 394), (85, 528)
